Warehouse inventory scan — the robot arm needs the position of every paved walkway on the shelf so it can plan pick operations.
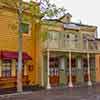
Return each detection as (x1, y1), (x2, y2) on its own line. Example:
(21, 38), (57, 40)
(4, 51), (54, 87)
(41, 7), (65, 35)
(0, 84), (100, 100)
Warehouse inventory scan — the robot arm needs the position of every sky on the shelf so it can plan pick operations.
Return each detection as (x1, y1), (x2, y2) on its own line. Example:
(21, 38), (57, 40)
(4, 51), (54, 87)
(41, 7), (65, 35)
(52, 0), (100, 38)
(24, 0), (100, 38)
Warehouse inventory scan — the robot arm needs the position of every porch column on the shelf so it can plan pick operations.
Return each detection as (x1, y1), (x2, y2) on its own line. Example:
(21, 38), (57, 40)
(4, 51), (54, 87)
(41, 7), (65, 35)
(87, 53), (92, 86)
(68, 52), (73, 87)
(47, 50), (51, 89)
(0, 60), (2, 77)
(77, 57), (83, 84)
(59, 57), (66, 86)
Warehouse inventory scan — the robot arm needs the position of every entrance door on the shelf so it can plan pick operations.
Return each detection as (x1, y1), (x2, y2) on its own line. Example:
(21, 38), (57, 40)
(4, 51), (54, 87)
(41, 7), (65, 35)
(49, 57), (59, 87)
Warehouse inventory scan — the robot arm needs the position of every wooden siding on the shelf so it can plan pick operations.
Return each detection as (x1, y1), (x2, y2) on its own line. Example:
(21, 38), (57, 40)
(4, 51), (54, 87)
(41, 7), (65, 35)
(0, 7), (41, 86)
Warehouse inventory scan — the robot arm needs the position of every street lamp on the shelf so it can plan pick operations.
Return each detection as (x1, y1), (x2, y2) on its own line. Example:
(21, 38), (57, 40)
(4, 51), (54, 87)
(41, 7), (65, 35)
(17, 0), (23, 92)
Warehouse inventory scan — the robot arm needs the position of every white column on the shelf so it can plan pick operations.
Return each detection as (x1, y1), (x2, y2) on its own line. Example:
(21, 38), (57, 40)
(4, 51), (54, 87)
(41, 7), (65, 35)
(47, 50), (51, 89)
(87, 53), (92, 86)
(68, 52), (73, 87)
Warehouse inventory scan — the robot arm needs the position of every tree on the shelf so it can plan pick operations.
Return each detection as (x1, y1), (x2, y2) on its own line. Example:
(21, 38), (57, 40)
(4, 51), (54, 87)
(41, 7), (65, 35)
(0, 0), (66, 92)
(40, 0), (66, 19)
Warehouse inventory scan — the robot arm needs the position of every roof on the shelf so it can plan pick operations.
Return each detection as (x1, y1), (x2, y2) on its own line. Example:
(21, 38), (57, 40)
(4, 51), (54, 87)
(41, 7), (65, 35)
(59, 13), (72, 20)
(71, 22), (97, 28)
(44, 18), (97, 30)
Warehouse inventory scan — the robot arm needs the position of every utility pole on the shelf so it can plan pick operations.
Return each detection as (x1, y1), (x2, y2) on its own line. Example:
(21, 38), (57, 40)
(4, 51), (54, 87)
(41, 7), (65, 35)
(17, 0), (23, 92)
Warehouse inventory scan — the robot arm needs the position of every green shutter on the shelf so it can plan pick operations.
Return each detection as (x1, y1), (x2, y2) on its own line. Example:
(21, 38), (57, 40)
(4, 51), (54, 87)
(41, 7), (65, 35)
(21, 23), (29, 33)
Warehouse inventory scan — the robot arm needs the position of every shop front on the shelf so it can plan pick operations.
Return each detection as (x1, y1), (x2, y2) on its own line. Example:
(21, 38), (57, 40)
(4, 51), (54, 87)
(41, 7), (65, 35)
(0, 50), (32, 89)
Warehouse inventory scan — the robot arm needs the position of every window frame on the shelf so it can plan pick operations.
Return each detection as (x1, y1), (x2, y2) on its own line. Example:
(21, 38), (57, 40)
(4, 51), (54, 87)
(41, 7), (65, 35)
(21, 21), (31, 36)
(2, 60), (12, 78)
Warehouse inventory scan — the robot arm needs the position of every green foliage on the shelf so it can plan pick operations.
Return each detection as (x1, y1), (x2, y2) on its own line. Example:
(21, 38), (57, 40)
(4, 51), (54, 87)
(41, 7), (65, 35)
(29, 0), (41, 18)
(40, 0), (66, 18)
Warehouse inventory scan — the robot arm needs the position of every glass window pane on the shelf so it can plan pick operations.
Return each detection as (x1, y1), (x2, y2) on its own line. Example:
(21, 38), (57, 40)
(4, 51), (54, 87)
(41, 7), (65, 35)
(21, 23), (29, 33)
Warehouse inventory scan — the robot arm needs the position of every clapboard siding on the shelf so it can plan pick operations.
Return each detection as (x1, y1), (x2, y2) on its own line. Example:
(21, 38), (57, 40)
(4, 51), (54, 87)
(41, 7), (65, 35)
(0, 10), (33, 56)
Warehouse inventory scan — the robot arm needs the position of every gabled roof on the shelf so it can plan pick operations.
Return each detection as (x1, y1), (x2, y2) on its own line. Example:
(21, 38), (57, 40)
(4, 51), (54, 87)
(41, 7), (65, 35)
(59, 13), (72, 20)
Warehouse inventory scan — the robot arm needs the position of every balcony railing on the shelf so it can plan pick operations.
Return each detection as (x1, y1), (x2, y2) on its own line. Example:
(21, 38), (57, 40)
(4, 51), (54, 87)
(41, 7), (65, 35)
(43, 39), (99, 52)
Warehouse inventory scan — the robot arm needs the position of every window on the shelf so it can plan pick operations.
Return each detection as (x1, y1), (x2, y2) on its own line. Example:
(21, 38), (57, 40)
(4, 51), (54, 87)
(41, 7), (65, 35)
(2, 60), (11, 77)
(21, 23), (29, 34)
(75, 35), (78, 40)
(64, 34), (70, 39)
(71, 58), (76, 68)
(83, 58), (88, 68)
(67, 34), (69, 38)
(48, 32), (58, 40)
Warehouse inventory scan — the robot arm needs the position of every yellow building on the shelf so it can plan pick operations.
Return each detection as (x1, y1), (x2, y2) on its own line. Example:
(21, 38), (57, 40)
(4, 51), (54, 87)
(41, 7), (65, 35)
(0, 1), (42, 89)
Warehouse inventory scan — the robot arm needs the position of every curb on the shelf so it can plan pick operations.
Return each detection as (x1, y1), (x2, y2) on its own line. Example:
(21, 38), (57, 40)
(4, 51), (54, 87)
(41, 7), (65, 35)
(0, 91), (33, 98)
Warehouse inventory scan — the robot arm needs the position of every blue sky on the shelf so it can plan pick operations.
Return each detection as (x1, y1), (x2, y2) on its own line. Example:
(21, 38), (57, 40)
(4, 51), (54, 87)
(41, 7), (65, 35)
(24, 0), (100, 38)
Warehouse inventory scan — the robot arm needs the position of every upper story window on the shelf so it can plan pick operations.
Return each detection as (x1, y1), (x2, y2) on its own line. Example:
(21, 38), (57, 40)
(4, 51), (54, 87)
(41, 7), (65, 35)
(74, 34), (78, 41)
(21, 22), (30, 34)
(48, 31), (58, 40)
(64, 34), (70, 40)
(75, 34), (77, 39)
(67, 34), (70, 38)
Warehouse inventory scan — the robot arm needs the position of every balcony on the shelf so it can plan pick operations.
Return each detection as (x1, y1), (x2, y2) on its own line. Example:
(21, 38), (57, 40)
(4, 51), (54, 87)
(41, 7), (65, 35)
(43, 38), (99, 53)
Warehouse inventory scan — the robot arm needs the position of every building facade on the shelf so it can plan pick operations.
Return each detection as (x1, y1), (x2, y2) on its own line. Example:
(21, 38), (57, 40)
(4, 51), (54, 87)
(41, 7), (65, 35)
(0, 1), (100, 90)
(41, 13), (100, 88)
(0, 1), (42, 89)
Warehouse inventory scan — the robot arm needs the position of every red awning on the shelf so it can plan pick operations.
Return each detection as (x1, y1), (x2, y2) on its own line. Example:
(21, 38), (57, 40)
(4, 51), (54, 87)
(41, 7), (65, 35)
(0, 51), (2, 59)
(0, 51), (32, 60)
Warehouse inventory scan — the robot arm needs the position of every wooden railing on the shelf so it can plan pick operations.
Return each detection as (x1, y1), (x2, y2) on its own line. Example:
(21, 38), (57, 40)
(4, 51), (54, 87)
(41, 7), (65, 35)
(43, 39), (99, 53)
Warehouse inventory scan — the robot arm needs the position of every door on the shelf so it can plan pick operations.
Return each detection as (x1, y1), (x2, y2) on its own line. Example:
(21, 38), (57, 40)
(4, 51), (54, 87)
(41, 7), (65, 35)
(49, 57), (59, 87)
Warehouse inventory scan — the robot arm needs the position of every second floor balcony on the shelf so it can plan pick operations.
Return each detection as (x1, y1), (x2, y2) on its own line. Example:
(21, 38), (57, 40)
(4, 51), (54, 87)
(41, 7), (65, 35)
(43, 32), (98, 53)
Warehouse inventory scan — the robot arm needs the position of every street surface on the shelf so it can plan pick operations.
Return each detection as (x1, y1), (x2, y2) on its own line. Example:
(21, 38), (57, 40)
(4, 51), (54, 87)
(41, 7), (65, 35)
(0, 84), (100, 100)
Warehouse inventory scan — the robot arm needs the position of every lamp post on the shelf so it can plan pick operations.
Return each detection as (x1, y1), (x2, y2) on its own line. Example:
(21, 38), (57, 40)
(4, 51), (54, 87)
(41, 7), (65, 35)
(17, 0), (23, 92)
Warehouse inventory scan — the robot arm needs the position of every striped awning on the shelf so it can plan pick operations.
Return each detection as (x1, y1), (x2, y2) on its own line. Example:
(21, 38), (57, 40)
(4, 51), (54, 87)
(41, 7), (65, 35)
(0, 51), (32, 60)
